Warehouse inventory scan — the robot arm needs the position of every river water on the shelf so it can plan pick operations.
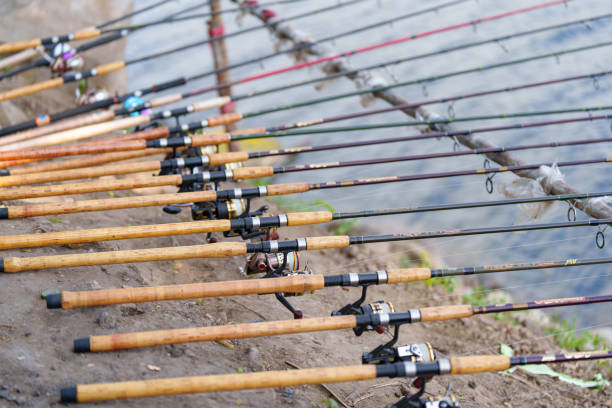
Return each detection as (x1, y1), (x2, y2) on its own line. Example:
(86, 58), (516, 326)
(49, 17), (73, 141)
(126, 0), (611, 332)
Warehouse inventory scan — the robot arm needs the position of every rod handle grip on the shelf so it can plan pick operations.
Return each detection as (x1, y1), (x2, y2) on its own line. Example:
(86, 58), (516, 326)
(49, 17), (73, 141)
(306, 236), (350, 250)
(191, 133), (231, 147)
(0, 77), (64, 102)
(450, 355), (511, 374)
(73, 27), (102, 41)
(148, 93), (182, 108)
(58, 274), (325, 309)
(63, 364), (376, 402)
(231, 127), (267, 136)
(206, 112), (242, 128)
(419, 304), (473, 322)
(207, 151), (248, 166)
(286, 211), (333, 226)
(192, 96), (232, 112)
(266, 183), (310, 196)
(95, 61), (126, 76)
(0, 48), (38, 69)
(386, 268), (431, 283)
(232, 166), (274, 180)
(0, 39), (41, 54)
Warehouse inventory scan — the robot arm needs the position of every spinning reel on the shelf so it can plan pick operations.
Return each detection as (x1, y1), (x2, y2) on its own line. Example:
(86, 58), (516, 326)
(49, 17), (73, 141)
(244, 250), (312, 319)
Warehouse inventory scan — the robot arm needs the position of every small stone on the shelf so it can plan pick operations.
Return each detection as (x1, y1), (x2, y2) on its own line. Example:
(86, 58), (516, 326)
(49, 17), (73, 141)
(120, 306), (144, 316)
(146, 364), (161, 372)
(90, 280), (101, 289)
(40, 289), (60, 299)
(165, 344), (186, 358)
(96, 311), (118, 329)
(468, 380), (477, 389)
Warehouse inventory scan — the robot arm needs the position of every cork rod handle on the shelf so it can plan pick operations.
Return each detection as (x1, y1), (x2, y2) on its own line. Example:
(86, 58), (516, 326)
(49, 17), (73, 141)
(1, 242), (247, 273)
(59, 274), (325, 309)
(86, 315), (356, 351)
(419, 305), (474, 322)
(66, 365), (376, 402)
(450, 355), (511, 374)
(0, 77), (64, 102)
(386, 268), (432, 283)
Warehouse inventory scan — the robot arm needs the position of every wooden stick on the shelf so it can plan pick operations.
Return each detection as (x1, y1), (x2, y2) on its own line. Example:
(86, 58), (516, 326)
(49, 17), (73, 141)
(0, 190), (217, 219)
(81, 315), (356, 352)
(63, 364), (375, 403)
(1, 241), (246, 273)
(57, 275), (325, 309)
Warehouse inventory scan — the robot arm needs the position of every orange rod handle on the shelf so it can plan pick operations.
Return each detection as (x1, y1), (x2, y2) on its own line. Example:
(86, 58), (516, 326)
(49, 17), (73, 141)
(231, 166), (274, 180)
(206, 112), (242, 128)
(147, 93), (182, 108)
(305, 236), (350, 250)
(207, 151), (248, 166)
(266, 182), (310, 196)
(191, 133), (231, 147)
(449, 356), (511, 374)
(0, 39), (42, 54)
(73, 27), (102, 41)
(0, 219), (231, 251)
(0, 174), (182, 201)
(95, 61), (126, 76)
(386, 268), (432, 283)
(0, 110), (116, 148)
(0, 139), (147, 161)
(7, 148), (170, 175)
(69, 364), (375, 402)
(2, 189), (217, 219)
(286, 211), (333, 226)
(0, 160), (162, 187)
(86, 314), (356, 351)
(60, 274), (325, 308)
(0, 77), (64, 102)
(419, 305), (474, 322)
(1, 242), (246, 273)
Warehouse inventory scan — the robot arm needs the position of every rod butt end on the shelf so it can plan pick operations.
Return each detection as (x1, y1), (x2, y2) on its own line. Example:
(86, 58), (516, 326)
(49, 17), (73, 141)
(73, 337), (91, 353)
(0, 208), (7, 219)
(60, 385), (77, 403)
(46, 294), (62, 309)
(0, 169), (9, 176)
(0, 258), (4, 273)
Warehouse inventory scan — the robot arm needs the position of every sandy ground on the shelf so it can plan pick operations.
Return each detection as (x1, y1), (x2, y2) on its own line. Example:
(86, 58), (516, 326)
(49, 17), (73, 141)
(0, 2), (610, 408)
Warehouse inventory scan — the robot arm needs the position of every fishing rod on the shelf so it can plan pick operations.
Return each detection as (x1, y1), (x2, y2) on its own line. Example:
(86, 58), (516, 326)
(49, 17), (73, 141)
(1, 218), (608, 272)
(0, 0), (170, 56)
(0, 0), (328, 55)
(0, 157), (609, 220)
(0, 0), (579, 139)
(70, 293), (612, 352)
(0, 0), (222, 81)
(3, 104), (611, 177)
(4, 127), (609, 188)
(0, 0), (368, 101)
(0, 96), (233, 151)
(0, 191), (607, 251)
(2, 66), (609, 163)
(10, 35), (609, 148)
(2, 129), (610, 201)
(0, 1), (567, 103)
(0, 0), (325, 81)
(46, 256), (612, 310)
(59, 349), (612, 403)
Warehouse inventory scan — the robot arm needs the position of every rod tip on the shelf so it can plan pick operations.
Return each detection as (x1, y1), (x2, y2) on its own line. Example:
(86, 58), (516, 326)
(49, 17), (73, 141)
(0, 208), (7, 219)
(60, 385), (77, 403)
(73, 337), (91, 353)
(46, 294), (62, 309)
(0, 169), (9, 176)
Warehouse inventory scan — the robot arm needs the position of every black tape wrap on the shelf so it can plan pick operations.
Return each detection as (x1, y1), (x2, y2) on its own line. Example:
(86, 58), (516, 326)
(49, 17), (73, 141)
(73, 337), (91, 353)
(46, 294), (62, 309)
(60, 386), (78, 403)
(0, 208), (9, 219)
